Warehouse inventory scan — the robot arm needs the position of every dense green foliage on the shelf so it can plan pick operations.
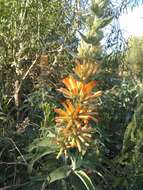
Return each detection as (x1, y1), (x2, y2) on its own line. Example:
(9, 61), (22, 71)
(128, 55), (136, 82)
(0, 0), (143, 190)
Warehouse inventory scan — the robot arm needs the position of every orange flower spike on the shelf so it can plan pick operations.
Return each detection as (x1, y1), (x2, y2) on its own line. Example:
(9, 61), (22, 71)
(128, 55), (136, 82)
(59, 76), (100, 101)
(54, 108), (68, 117)
(55, 108), (69, 123)
(73, 105), (81, 119)
(62, 77), (71, 90)
(61, 76), (82, 97)
(78, 108), (98, 123)
(69, 76), (78, 94)
(66, 119), (73, 129)
(85, 90), (102, 100)
(74, 62), (88, 80)
(60, 127), (71, 137)
(74, 62), (99, 81)
(55, 59), (103, 158)
(74, 62), (81, 73)
(55, 101), (74, 124)
(63, 76), (77, 94)
(58, 88), (71, 97)
(59, 100), (73, 115)
(64, 100), (74, 113)
(83, 81), (97, 95)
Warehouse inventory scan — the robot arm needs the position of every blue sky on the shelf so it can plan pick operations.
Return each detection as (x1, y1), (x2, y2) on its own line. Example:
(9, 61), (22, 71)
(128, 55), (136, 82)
(119, 5), (143, 38)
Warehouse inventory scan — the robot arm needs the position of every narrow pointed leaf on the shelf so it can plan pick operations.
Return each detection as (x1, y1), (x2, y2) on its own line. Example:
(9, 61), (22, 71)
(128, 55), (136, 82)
(74, 170), (95, 190)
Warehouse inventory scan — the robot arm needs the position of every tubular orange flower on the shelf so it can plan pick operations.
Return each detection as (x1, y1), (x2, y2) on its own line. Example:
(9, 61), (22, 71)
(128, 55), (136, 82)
(74, 61), (99, 81)
(55, 100), (98, 129)
(82, 81), (97, 97)
(85, 90), (102, 100)
(56, 124), (94, 158)
(58, 76), (101, 102)
(58, 76), (83, 98)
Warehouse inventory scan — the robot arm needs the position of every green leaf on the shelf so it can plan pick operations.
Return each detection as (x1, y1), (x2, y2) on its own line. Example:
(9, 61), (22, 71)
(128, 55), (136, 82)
(27, 137), (57, 174)
(96, 17), (113, 30)
(28, 146), (55, 174)
(74, 170), (95, 190)
(122, 114), (136, 153)
(70, 174), (87, 190)
(28, 137), (57, 152)
(48, 166), (71, 183)
(79, 30), (103, 46)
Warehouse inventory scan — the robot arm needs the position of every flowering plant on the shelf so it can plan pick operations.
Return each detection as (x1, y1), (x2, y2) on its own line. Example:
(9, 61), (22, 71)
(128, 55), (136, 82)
(55, 61), (102, 158)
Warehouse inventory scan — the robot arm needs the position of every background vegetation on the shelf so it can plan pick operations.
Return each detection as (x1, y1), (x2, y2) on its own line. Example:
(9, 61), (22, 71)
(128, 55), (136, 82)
(0, 0), (143, 190)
